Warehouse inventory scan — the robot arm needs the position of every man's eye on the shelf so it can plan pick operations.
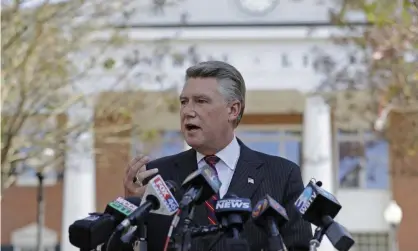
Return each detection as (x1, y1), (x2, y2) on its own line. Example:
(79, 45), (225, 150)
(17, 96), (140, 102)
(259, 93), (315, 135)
(180, 100), (187, 105)
(197, 99), (206, 103)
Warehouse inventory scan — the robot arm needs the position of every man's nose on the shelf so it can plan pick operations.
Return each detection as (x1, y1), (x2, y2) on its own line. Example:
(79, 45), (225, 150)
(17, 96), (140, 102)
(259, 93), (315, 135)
(182, 103), (196, 117)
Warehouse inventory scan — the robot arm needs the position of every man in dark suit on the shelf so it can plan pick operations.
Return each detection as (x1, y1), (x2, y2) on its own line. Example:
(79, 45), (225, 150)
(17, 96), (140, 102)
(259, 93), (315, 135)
(124, 61), (312, 251)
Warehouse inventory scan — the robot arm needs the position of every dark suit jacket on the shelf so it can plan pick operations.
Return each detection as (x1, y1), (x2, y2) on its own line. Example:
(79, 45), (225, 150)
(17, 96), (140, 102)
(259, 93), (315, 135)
(144, 139), (312, 251)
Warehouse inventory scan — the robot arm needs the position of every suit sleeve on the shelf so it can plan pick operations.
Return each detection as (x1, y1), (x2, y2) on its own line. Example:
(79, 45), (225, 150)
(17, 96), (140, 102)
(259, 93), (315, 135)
(143, 160), (162, 185)
(280, 163), (313, 251)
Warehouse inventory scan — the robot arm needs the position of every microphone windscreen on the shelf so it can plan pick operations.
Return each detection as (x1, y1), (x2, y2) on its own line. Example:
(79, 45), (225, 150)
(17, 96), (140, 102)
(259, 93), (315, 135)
(69, 214), (114, 249)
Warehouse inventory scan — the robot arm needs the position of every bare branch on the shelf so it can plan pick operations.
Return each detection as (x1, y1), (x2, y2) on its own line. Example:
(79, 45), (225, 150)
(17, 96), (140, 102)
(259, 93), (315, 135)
(1, 0), (185, 193)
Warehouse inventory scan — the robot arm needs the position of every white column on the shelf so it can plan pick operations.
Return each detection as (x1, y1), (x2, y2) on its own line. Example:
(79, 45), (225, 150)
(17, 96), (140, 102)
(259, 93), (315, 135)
(61, 104), (96, 251)
(302, 95), (335, 251)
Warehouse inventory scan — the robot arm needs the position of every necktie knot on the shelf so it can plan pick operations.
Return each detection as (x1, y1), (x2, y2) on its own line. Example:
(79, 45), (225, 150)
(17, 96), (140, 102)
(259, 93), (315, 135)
(204, 155), (220, 168)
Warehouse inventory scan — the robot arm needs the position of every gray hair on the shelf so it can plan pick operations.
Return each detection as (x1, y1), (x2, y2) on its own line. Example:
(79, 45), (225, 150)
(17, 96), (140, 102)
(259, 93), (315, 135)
(185, 61), (246, 127)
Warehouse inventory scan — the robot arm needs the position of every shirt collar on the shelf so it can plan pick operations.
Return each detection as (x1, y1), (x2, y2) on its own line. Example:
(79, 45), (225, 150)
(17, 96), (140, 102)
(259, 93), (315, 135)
(196, 136), (240, 171)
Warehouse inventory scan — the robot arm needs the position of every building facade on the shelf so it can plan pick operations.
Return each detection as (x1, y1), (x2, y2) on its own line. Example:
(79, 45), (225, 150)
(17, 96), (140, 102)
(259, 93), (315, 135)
(2, 1), (418, 251)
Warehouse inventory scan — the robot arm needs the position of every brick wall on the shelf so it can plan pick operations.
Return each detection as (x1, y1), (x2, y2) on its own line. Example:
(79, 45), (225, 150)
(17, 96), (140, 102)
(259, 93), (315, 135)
(94, 113), (132, 212)
(1, 184), (63, 244)
(390, 111), (418, 251)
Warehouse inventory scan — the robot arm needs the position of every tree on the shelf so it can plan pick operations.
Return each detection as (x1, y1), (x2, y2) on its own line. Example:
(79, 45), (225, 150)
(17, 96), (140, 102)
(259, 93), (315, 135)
(0, 0), (187, 192)
(1, 1), (184, 250)
(314, 0), (418, 173)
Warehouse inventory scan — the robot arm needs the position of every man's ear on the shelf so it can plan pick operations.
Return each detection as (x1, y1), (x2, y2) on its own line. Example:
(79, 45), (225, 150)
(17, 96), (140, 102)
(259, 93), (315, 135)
(228, 101), (241, 121)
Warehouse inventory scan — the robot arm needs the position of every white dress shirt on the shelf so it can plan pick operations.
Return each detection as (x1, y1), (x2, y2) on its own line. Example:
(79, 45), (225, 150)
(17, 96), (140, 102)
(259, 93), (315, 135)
(196, 137), (241, 198)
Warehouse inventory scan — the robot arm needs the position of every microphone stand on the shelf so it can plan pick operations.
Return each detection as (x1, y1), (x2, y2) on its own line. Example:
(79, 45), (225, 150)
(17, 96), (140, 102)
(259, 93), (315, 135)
(181, 206), (195, 251)
(206, 218), (250, 251)
(120, 221), (148, 251)
(266, 216), (287, 251)
(137, 222), (148, 251)
(169, 204), (196, 251)
(309, 226), (326, 251)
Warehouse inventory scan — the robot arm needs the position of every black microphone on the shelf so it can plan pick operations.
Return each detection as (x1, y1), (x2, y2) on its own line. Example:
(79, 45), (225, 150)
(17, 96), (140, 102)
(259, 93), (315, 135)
(179, 164), (222, 207)
(213, 194), (252, 251)
(166, 165), (222, 251)
(68, 196), (142, 251)
(295, 180), (355, 251)
(294, 180), (341, 226)
(189, 224), (225, 238)
(117, 175), (179, 232)
(215, 194), (252, 235)
(326, 221), (356, 251)
(252, 195), (289, 251)
(107, 175), (180, 251)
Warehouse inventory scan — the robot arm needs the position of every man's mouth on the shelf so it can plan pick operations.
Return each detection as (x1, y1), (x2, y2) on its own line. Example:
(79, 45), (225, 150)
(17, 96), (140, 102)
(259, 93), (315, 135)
(185, 123), (201, 131)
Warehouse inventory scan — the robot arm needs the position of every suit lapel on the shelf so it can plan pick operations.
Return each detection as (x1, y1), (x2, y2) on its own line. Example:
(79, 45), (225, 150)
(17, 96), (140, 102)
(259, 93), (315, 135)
(174, 148), (198, 189)
(227, 138), (265, 199)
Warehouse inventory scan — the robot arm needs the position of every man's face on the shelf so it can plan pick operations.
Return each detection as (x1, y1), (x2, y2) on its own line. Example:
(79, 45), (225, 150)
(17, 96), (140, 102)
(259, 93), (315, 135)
(179, 77), (238, 151)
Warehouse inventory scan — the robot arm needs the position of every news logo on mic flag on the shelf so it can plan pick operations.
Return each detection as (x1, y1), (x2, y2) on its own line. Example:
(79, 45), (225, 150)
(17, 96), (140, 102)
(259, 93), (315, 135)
(108, 197), (139, 216)
(294, 180), (342, 226)
(295, 185), (315, 214)
(252, 195), (289, 227)
(215, 198), (251, 210)
(252, 199), (268, 218)
(150, 175), (179, 214)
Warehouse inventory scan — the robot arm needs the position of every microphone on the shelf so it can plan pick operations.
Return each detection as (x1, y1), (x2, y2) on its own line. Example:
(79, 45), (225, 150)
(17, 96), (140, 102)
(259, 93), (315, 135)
(213, 194), (252, 251)
(68, 196), (141, 251)
(166, 166), (222, 251)
(252, 195), (289, 251)
(294, 180), (341, 227)
(117, 175), (180, 232)
(215, 194), (252, 234)
(295, 180), (355, 251)
(107, 175), (180, 251)
(179, 164), (222, 207)
(326, 221), (356, 251)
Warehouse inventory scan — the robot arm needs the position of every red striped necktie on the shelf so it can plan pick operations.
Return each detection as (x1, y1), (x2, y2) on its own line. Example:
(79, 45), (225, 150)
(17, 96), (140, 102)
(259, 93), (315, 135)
(204, 155), (220, 225)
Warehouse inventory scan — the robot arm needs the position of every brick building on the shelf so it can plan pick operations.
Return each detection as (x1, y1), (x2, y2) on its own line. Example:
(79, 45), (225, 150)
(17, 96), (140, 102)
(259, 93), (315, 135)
(2, 0), (418, 250)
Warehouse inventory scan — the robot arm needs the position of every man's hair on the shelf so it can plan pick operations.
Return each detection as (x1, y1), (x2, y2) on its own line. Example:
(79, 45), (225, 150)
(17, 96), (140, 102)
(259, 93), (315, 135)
(185, 61), (246, 127)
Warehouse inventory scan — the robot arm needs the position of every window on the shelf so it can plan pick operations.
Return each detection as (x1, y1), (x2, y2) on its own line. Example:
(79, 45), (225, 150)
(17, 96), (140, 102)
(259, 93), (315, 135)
(351, 232), (390, 251)
(337, 130), (389, 189)
(236, 129), (302, 165)
(132, 130), (184, 159)
(131, 128), (303, 165)
(283, 131), (302, 165)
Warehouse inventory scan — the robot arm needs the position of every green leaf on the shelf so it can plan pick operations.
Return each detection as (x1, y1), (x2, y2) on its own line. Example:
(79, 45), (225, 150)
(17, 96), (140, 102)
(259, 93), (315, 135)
(103, 58), (115, 69)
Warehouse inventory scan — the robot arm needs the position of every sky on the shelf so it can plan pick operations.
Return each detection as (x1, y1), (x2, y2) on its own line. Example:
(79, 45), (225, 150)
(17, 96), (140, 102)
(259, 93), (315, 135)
(2, 0), (67, 9)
